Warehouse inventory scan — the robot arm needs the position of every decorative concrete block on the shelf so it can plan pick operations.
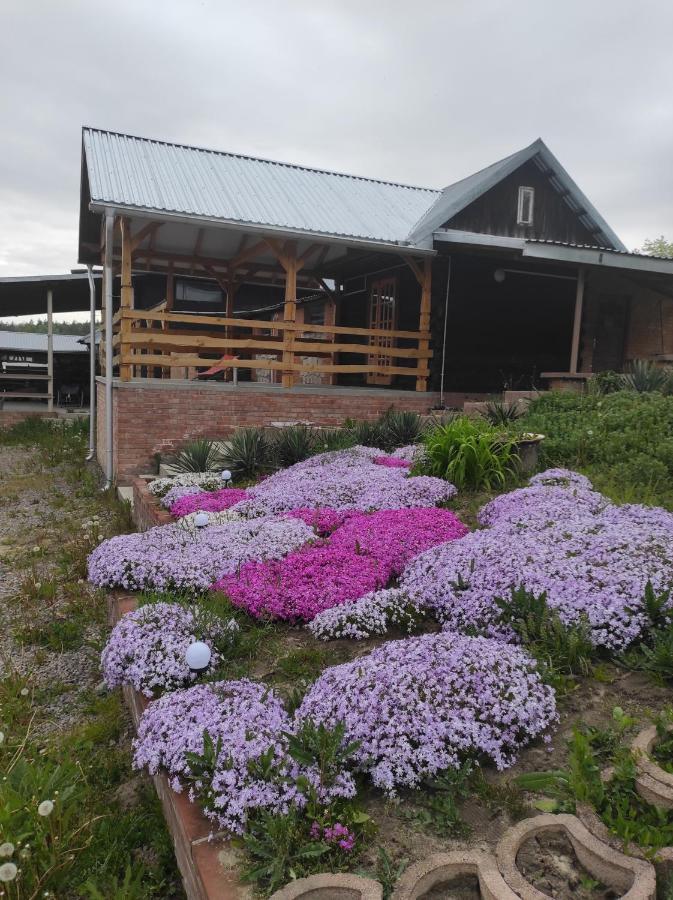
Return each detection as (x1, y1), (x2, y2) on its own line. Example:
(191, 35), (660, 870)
(269, 873), (383, 900)
(391, 850), (518, 900)
(496, 813), (656, 899)
(632, 726), (673, 810)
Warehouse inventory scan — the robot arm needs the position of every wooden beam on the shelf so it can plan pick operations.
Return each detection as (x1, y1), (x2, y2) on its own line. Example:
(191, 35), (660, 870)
(282, 241), (298, 387)
(402, 254), (425, 287)
(119, 218), (134, 381)
(190, 228), (205, 275)
(297, 243), (322, 270)
(118, 308), (431, 341)
(130, 221), (161, 252)
(415, 257), (432, 391)
(165, 262), (175, 311)
(569, 266), (586, 374)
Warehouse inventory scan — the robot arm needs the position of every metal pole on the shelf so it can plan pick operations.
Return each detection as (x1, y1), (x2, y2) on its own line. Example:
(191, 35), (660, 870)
(439, 256), (452, 409)
(85, 265), (96, 460)
(569, 267), (586, 374)
(47, 288), (53, 412)
(103, 213), (114, 487)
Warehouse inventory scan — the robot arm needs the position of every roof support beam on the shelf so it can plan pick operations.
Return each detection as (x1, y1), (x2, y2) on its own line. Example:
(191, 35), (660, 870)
(569, 267), (586, 374)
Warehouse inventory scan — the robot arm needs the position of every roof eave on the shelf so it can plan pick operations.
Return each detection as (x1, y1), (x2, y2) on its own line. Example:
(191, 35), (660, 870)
(87, 202), (438, 257)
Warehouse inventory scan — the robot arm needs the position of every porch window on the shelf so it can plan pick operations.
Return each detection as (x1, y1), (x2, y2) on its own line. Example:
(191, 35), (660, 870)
(517, 186), (535, 226)
(174, 278), (223, 307)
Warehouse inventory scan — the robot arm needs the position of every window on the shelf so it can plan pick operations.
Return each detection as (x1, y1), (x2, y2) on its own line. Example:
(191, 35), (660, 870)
(174, 278), (223, 306)
(517, 186), (535, 226)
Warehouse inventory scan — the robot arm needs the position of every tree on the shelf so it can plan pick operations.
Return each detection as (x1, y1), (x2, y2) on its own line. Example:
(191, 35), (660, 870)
(639, 236), (673, 259)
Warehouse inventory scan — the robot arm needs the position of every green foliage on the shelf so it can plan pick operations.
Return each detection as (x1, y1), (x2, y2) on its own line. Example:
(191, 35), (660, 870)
(495, 587), (595, 690)
(587, 370), (623, 395)
(481, 399), (524, 426)
(168, 438), (223, 473)
(238, 723), (372, 896)
(378, 409), (425, 449)
(620, 358), (672, 393)
(639, 235), (673, 259)
(402, 762), (474, 837)
(348, 418), (388, 450)
(619, 582), (673, 682)
(516, 718), (673, 853)
(0, 317), (94, 335)
(15, 616), (84, 651)
(276, 647), (331, 681)
(372, 847), (408, 900)
(420, 416), (518, 490)
(651, 709), (673, 775)
(519, 390), (673, 506)
(220, 427), (273, 479)
(271, 425), (318, 468)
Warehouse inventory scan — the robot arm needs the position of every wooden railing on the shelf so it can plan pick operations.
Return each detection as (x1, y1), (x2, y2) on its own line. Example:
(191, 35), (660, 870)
(105, 308), (432, 389)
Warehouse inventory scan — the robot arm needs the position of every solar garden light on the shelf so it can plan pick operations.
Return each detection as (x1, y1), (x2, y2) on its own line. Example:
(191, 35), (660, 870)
(221, 469), (232, 484)
(185, 641), (211, 673)
(193, 512), (209, 528)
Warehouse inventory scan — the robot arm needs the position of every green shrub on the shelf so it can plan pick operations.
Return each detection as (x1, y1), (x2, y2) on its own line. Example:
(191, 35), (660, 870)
(420, 416), (517, 490)
(621, 358), (672, 393)
(167, 438), (223, 473)
(271, 425), (317, 468)
(481, 399), (524, 426)
(378, 409), (425, 448)
(220, 427), (272, 479)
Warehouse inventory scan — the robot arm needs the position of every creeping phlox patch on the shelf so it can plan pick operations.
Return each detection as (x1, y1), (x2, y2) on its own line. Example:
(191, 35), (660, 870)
(296, 632), (557, 792)
(149, 472), (227, 502)
(133, 679), (355, 835)
(401, 469), (673, 650)
(87, 517), (314, 592)
(101, 601), (238, 697)
(308, 588), (424, 641)
(169, 488), (249, 519)
(217, 507), (468, 622)
(232, 445), (456, 517)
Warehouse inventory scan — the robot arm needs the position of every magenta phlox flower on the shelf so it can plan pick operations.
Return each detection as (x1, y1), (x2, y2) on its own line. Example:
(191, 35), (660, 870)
(170, 488), (249, 518)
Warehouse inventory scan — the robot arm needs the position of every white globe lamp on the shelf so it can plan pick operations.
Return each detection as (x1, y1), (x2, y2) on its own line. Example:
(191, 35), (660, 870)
(185, 641), (211, 672)
(221, 469), (232, 483)
(193, 512), (209, 528)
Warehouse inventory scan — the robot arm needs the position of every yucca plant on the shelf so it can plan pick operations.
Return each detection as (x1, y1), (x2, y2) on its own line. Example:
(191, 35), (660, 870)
(421, 416), (517, 490)
(620, 359), (670, 393)
(379, 408), (425, 448)
(168, 439), (223, 473)
(219, 427), (272, 479)
(348, 418), (388, 449)
(481, 400), (524, 427)
(271, 425), (317, 468)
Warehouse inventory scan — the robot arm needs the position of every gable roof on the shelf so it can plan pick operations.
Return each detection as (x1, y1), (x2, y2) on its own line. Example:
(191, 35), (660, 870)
(80, 130), (625, 253)
(82, 128), (439, 248)
(407, 138), (626, 251)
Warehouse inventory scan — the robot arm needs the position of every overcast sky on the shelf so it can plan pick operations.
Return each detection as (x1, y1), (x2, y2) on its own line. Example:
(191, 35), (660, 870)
(1, 0), (672, 291)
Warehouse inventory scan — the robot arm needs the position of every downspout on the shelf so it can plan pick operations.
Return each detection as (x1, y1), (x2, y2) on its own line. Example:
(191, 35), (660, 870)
(103, 212), (114, 488)
(85, 264), (97, 461)
(439, 256), (452, 409)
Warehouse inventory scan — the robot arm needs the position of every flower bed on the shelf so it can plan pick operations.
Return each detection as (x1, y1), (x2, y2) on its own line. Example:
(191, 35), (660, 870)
(296, 632), (557, 792)
(217, 508), (468, 622)
(88, 517), (314, 592)
(401, 471), (673, 650)
(308, 588), (423, 641)
(170, 488), (250, 519)
(233, 446), (455, 516)
(102, 601), (238, 697)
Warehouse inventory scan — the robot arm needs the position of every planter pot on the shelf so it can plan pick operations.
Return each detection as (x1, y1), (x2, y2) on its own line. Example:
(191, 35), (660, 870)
(514, 433), (545, 473)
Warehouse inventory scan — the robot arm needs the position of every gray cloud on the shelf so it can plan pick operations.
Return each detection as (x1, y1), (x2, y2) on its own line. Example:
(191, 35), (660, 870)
(1, 0), (672, 281)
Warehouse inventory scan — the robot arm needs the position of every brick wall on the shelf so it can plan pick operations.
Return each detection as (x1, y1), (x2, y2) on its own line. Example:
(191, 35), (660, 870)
(96, 378), (476, 482)
(132, 477), (173, 531)
(0, 410), (59, 428)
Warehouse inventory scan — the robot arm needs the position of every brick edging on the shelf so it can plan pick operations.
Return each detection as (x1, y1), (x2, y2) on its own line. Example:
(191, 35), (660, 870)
(107, 592), (247, 900)
(131, 478), (173, 531)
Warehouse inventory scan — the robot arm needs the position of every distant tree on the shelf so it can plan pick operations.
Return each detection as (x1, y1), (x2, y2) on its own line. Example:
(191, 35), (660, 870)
(639, 236), (673, 258)
(0, 318), (92, 335)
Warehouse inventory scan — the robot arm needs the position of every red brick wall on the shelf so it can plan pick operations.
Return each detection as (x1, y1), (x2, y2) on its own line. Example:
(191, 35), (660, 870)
(132, 477), (173, 531)
(96, 379), (477, 482)
(0, 410), (59, 428)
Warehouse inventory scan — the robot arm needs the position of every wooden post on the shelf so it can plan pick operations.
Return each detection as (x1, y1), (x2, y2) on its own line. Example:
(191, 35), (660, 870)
(570, 267), (585, 374)
(282, 242), (297, 389)
(120, 218), (134, 381)
(415, 258), (432, 392)
(47, 288), (53, 412)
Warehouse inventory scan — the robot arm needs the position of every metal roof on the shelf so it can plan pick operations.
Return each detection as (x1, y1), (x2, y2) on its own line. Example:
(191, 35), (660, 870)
(83, 128), (439, 246)
(0, 330), (87, 353)
(0, 272), (102, 318)
(407, 139), (626, 251)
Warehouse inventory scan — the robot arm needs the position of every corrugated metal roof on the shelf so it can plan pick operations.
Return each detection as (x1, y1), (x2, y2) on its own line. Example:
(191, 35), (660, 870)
(526, 238), (673, 261)
(0, 331), (87, 353)
(83, 128), (439, 246)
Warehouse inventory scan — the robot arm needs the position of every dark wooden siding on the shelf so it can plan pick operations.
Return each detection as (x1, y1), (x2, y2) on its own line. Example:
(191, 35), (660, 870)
(445, 159), (599, 245)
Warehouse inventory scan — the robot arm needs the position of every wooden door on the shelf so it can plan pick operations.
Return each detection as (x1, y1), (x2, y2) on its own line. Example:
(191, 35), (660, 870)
(592, 295), (630, 372)
(367, 277), (397, 385)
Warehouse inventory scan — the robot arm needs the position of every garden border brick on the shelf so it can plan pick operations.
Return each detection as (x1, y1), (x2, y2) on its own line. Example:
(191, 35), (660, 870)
(269, 873), (383, 899)
(495, 813), (656, 899)
(107, 591), (248, 900)
(391, 850), (518, 900)
(632, 726), (673, 810)
(131, 476), (173, 531)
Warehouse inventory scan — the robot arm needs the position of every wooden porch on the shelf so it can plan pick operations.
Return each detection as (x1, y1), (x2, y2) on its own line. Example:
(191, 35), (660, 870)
(101, 220), (434, 392)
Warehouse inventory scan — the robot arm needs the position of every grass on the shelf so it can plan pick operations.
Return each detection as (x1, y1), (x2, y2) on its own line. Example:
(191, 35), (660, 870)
(0, 417), (183, 897)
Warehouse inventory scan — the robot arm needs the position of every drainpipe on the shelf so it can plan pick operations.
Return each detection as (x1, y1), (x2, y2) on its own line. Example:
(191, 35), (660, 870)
(85, 264), (97, 460)
(439, 256), (452, 409)
(103, 212), (114, 488)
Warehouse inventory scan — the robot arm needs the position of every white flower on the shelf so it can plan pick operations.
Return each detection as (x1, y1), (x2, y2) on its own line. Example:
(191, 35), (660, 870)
(0, 843), (14, 858)
(20, 688), (29, 697)
(32, 546), (41, 553)
(0, 732), (4, 744)
(0, 862), (17, 882)
(37, 800), (54, 817)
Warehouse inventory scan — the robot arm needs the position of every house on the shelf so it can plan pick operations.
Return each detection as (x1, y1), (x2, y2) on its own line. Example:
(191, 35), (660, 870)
(76, 128), (673, 480)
